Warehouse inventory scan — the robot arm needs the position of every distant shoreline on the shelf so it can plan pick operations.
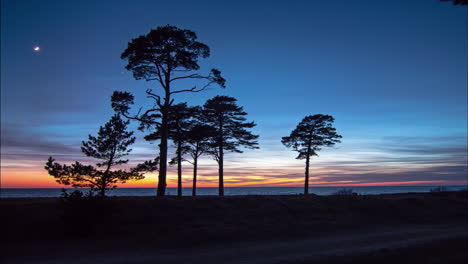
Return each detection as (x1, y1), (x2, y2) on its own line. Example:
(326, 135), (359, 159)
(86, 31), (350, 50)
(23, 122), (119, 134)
(1, 185), (467, 198)
(3, 184), (467, 189)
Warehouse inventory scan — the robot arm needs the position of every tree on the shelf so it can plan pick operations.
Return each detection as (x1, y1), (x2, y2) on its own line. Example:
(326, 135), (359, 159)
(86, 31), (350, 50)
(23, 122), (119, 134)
(281, 114), (342, 195)
(45, 114), (158, 196)
(202, 96), (259, 196)
(112, 25), (225, 197)
(146, 103), (196, 197)
(185, 123), (216, 196)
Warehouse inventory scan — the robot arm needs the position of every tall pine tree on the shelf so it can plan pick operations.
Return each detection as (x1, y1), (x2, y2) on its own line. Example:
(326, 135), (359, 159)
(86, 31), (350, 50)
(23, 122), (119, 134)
(202, 96), (259, 196)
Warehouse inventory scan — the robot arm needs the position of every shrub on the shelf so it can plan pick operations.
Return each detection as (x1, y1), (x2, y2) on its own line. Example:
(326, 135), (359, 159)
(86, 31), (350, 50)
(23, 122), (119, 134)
(333, 188), (358, 196)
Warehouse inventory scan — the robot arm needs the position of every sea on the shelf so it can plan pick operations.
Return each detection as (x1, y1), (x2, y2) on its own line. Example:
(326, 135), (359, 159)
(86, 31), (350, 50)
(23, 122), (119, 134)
(1, 186), (467, 198)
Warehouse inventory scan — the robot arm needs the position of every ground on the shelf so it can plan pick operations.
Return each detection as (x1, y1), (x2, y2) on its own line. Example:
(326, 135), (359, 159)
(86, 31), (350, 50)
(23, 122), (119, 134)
(1, 191), (467, 263)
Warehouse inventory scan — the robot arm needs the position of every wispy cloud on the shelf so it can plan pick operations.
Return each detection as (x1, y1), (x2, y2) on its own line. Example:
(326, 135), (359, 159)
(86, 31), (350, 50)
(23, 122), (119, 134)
(1, 121), (466, 188)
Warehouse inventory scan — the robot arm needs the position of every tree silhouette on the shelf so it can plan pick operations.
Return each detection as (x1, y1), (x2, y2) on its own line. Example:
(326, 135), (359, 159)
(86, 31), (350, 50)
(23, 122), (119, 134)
(202, 96), (259, 196)
(145, 103), (196, 197)
(185, 123), (216, 196)
(45, 114), (158, 196)
(282, 114), (342, 195)
(112, 25), (225, 197)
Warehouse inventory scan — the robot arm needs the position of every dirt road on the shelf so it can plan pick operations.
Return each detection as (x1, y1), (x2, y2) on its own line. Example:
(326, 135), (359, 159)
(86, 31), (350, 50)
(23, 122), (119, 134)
(8, 224), (468, 264)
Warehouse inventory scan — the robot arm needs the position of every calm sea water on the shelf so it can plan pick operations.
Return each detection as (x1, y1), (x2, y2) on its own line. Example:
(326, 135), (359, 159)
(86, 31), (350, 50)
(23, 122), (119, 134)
(1, 186), (467, 198)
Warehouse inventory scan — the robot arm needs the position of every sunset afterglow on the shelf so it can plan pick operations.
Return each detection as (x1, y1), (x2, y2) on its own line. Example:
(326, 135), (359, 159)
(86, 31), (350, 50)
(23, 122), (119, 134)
(1, 0), (466, 189)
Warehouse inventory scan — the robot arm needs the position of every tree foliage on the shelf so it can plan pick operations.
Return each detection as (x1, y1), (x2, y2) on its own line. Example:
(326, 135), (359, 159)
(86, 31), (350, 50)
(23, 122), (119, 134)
(282, 114), (341, 160)
(81, 114), (135, 167)
(144, 103), (197, 143)
(45, 114), (158, 196)
(203, 96), (259, 158)
(185, 122), (216, 196)
(185, 124), (216, 163)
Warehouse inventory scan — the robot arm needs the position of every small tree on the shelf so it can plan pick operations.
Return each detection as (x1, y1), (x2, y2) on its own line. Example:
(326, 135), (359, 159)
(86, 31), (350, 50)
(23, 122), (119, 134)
(112, 25), (225, 197)
(185, 124), (216, 196)
(202, 96), (259, 196)
(45, 114), (158, 196)
(282, 114), (342, 195)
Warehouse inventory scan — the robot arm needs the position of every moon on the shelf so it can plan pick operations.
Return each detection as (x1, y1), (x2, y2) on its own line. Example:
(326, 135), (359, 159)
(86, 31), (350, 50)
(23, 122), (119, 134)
(33, 46), (40, 51)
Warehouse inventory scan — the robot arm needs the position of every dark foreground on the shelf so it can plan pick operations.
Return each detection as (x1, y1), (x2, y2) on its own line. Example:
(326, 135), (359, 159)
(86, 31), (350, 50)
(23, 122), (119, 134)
(1, 191), (468, 263)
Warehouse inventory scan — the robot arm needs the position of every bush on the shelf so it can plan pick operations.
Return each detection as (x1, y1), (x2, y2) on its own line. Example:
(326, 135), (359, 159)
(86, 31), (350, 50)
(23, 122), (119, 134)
(333, 188), (358, 196)
(60, 188), (95, 201)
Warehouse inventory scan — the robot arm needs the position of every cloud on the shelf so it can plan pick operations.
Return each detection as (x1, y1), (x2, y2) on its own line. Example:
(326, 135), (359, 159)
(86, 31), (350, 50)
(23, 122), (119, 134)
(1, 121), (466, 187)
(1, 122), (88, 169)
(1, 123), (80, 152)
(315, 165), (467, 185)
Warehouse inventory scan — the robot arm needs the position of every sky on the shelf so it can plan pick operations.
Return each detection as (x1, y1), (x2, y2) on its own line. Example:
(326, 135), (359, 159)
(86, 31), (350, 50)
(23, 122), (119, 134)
(1, 0), (467, 188)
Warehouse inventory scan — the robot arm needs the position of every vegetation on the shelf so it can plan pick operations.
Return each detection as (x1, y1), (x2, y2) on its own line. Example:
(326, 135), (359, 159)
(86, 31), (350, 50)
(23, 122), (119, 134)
(282, 114), (342, 195)
(45, 114), (158, 197)
(202, 96), (259, 196)
(333, 188), (357, 196)
(145, 103), (197, 197)
(112, 25), (225, 197)
(184, 123), (216, 196)
(42, 26), (349, 198)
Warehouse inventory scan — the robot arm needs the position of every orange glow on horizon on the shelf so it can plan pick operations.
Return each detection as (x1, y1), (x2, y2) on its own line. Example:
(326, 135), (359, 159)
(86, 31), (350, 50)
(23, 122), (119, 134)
(1, 167), (465, 188)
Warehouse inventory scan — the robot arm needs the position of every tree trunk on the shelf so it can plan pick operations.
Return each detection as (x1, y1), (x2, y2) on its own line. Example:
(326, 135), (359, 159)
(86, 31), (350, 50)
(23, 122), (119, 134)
(304, 136), (312, 195)
(177, 141), (183, 197)
(304, 155), (310, 195)
(219, 145), (224, 196)
(99, 185), (106, 197)
(218, 122), (224, 196)
(100, 157), (113, 197)
(157, 100), (169, 197)
(192, 157), (198, 196)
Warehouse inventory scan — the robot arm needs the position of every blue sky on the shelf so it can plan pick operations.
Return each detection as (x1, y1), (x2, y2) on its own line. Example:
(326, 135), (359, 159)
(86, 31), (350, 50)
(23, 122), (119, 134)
(1, 0), (466, 187)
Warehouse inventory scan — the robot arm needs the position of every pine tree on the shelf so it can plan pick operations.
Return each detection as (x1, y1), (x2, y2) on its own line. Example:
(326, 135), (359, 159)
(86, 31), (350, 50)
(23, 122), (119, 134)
(282, 114), (342, 195)
(45, 114), (158, 196)
(202, 96), (259, 196)
(185, 124), (216, 196)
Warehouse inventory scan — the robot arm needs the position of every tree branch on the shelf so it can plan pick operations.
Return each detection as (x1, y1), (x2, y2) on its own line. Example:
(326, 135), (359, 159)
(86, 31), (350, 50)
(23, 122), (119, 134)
(170, 74), (206, 82)
(121, 107), (161, 126)
(153, 62), (167, 89)
(146, 89), (163, 107)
